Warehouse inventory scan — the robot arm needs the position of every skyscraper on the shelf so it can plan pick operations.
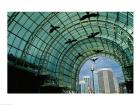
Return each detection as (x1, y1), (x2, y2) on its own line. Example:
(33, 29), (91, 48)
(79, 80), (85, 93)
(79, 76), (92, 93)
(95, 68), (119, 93)
(83, 76), (91, 93)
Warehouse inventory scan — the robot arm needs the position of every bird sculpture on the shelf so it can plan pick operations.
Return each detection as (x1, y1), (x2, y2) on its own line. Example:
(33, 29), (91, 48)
(49, 25), (60, 33)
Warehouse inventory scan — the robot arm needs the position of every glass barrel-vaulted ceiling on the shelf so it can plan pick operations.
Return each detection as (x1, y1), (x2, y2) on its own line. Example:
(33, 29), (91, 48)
(8, 12), (133, 91)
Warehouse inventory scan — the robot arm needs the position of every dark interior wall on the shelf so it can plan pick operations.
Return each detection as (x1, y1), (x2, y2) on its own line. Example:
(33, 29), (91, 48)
(125, 81), (133, 93)
(8, 64), (65, 93)
(8, 64), (40, 93)
(125, 64), (133, 93)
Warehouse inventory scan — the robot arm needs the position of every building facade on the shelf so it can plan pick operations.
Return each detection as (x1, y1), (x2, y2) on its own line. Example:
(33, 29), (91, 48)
(79, 80), (85, 93)
(95, 68), (119, 93)
(83, 76), (91, 93)
(79, 76), (92, 93)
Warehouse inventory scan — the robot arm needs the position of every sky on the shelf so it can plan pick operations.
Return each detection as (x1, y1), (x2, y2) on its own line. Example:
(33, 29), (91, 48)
(79, 56), (125, 83)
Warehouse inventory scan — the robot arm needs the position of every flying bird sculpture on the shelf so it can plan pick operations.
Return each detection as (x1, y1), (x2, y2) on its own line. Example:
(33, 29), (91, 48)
(76, 53), (83, 59)
(93, 50), (103, 53)
(87, 32), (100, 38)
(49, 25), (60, 33)
(90, 57), (98, 63)
(80, 12), (99, 21)
(65, 39), (77, 44)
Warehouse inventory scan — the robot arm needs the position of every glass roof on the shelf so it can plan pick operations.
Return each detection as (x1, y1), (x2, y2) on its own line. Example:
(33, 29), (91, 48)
(8, 12), (133, 89)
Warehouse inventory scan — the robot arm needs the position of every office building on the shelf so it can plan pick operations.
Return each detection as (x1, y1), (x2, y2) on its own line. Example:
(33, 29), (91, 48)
(96, 68), (119, 93)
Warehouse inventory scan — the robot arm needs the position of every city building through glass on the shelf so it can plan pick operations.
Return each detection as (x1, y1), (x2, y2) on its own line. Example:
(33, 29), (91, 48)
(8, 12), (133, 93)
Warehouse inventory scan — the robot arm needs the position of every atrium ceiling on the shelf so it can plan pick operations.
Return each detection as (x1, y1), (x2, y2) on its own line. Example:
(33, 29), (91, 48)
(8, 12), (133, 90)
